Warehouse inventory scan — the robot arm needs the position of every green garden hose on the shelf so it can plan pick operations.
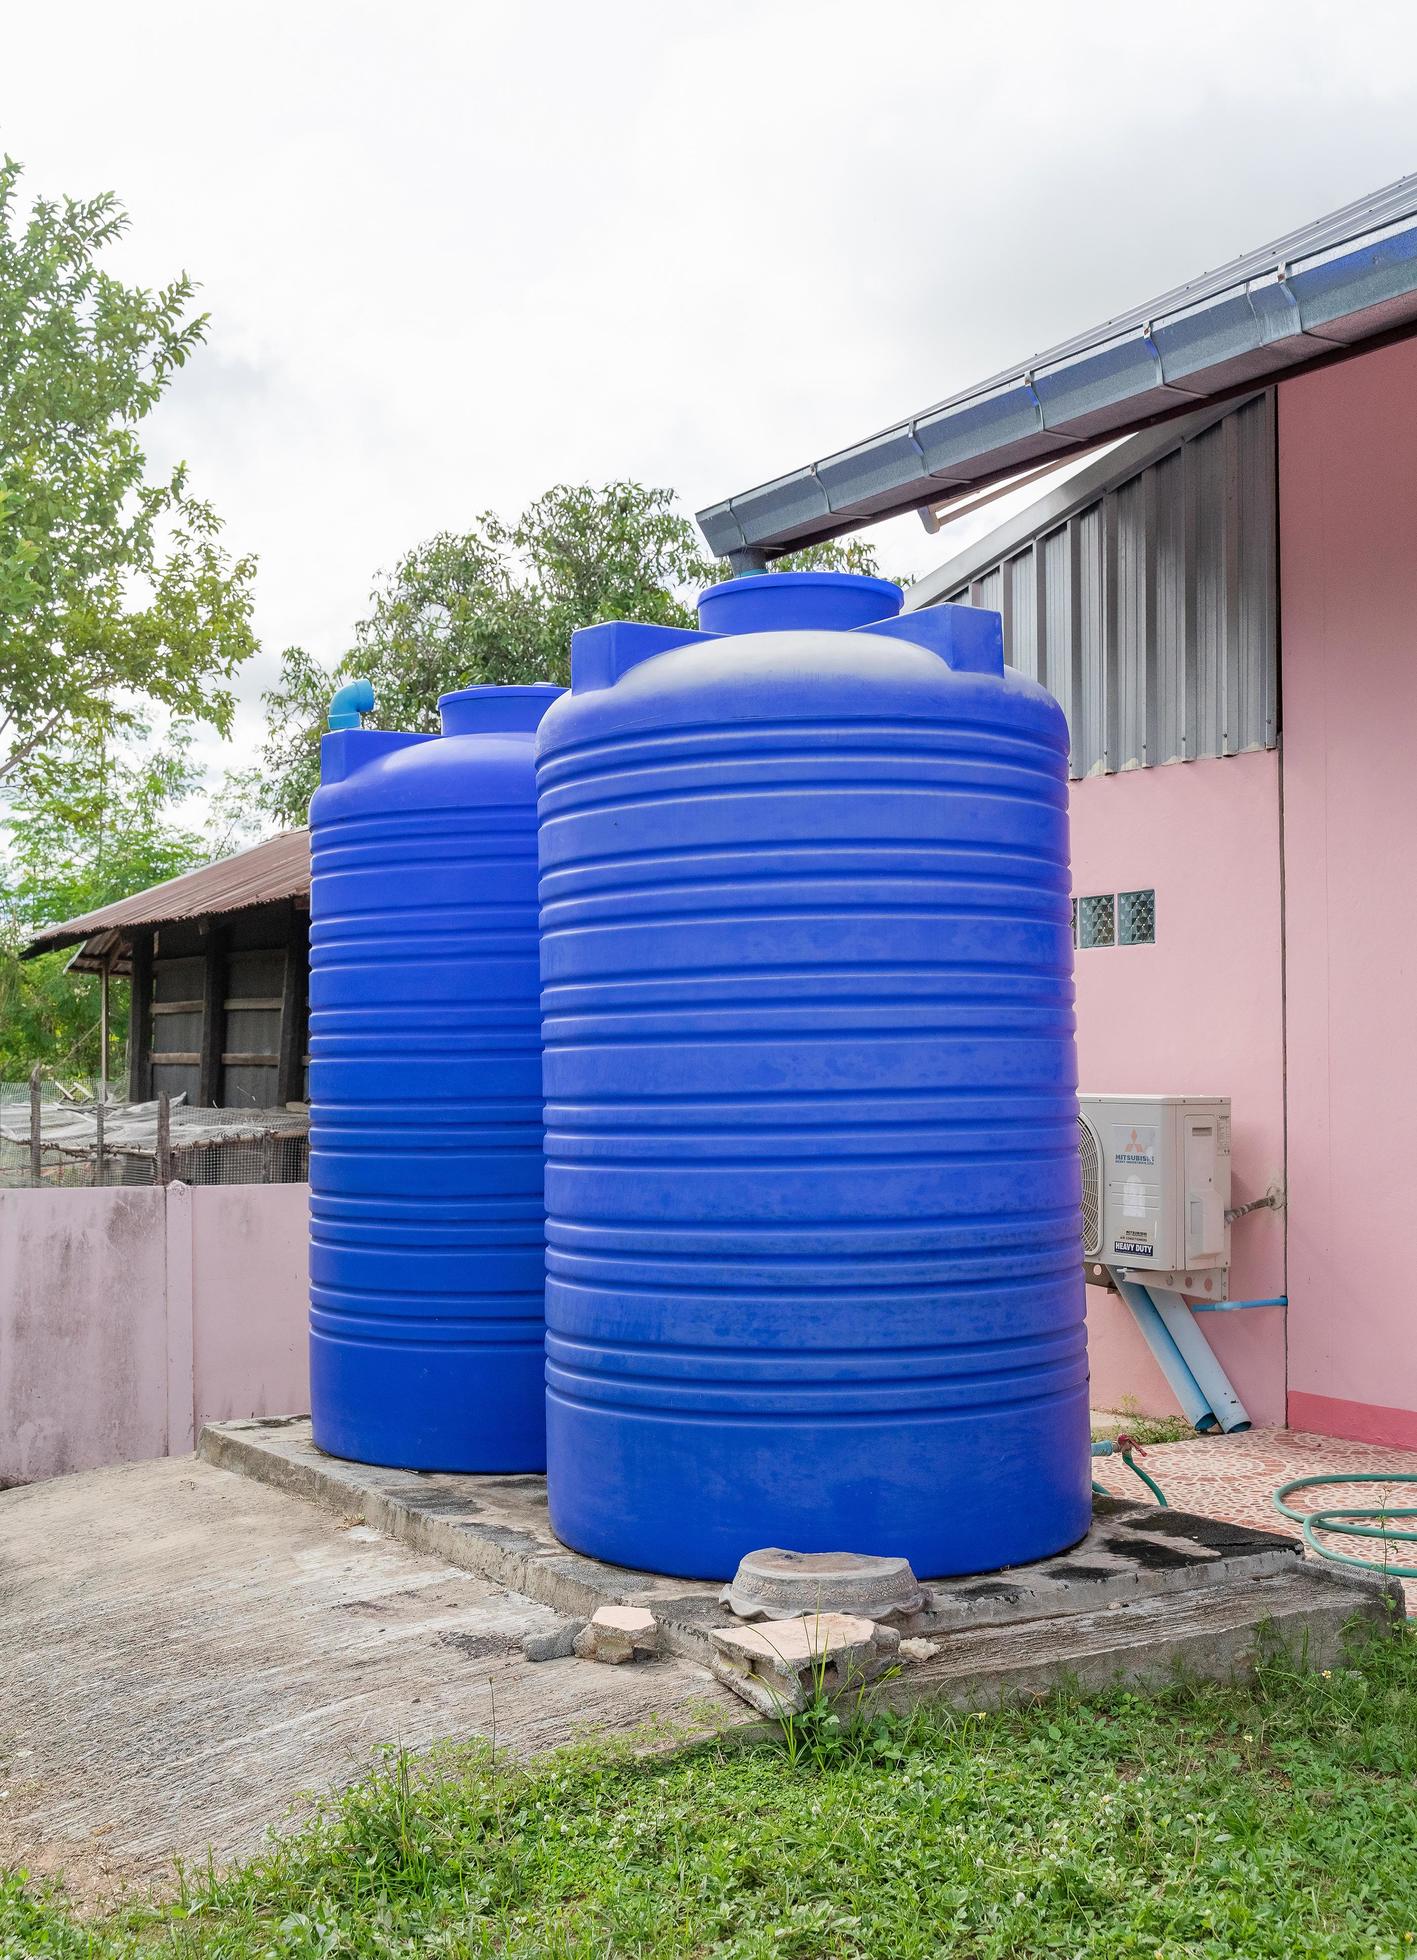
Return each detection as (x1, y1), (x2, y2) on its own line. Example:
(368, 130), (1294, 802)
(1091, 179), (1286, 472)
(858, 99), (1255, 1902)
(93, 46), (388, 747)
(1273, 1473), (1417, 1580)
(1092, 1439), (1169, 1508)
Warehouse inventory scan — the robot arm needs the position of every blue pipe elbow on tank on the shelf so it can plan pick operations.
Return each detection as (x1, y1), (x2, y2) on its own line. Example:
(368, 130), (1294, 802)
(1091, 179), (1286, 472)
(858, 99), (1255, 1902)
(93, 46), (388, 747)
(328, 679), (375, 730)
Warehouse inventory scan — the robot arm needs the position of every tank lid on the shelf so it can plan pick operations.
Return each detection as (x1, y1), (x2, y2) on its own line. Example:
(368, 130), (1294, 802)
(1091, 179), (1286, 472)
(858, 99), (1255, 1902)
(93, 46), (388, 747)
(696, 571), (903, 637)
(438, 683), (563, 736)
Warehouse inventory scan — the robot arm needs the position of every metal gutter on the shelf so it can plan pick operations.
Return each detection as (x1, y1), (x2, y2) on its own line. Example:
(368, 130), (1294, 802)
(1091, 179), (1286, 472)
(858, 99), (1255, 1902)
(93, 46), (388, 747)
(697, 171), (1417, 560)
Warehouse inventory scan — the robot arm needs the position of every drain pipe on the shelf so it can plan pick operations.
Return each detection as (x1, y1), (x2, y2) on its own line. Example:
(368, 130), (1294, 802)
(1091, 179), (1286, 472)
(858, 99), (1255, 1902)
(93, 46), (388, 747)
(1141, 1283), (1251, 1433)
(1110, 1275), (1218, 1434)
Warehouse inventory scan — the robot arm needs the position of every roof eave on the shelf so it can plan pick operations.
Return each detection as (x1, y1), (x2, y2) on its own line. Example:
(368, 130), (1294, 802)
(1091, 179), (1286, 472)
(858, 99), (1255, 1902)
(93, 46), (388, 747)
(697, 201), (1417, 558)
(18, 828), (311, 963)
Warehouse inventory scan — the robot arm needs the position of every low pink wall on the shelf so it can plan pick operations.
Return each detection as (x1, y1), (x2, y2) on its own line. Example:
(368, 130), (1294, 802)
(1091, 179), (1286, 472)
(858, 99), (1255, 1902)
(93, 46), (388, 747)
(191, 1183), (310, 1431)
(1069, 751), (1288, 1425)
(0, 1183), (310, 1485)
(1279, 338), (1417, 1449)
(0, 1188), (172, 1483)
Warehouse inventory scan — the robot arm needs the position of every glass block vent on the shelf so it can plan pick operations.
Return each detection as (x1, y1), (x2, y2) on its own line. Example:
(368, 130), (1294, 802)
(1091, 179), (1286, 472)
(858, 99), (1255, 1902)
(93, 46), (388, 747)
(1078, 893), (1115, 949)
(1118, 888), (1156, 945)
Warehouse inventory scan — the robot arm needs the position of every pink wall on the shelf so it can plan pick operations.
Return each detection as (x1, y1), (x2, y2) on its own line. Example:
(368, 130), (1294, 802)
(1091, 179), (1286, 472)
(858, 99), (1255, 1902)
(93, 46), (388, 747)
(191, 1183), (310, 1431)
(0, 1183), (310, 1485)
(1279, 338), (1417, 1449)
(1069, 751), (1288, 1425)
(0, 1188), (172, 1483)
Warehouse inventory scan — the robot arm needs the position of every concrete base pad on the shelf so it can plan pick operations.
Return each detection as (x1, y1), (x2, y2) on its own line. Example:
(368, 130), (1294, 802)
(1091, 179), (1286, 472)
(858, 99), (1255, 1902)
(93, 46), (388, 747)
(205, 1418), (1405, 1675)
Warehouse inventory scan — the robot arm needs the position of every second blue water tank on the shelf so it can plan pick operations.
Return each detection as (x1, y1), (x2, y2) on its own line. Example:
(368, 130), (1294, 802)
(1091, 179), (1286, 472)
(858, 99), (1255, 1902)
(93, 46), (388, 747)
(308, 683), (560, 1471)
(536, 574), (1089, 1578)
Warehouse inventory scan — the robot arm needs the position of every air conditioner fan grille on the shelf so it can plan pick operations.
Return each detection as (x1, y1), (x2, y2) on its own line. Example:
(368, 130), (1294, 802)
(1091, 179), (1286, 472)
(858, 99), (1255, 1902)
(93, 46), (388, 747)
(1078, 1113), (1101, 1258)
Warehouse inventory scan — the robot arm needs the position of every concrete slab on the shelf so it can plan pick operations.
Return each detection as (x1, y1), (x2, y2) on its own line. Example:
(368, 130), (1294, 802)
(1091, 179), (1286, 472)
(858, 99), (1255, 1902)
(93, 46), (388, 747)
(879, 1562), (1402, 1712)
(0, 1456), (740, 1904)
(200, 1416), (730, 1650)
(203, 1418), (1403, 1667)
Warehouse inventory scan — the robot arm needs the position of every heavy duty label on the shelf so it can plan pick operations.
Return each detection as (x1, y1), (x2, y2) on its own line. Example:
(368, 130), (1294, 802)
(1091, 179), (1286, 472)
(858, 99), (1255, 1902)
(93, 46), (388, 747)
(1113, 1235), (1155, 1259)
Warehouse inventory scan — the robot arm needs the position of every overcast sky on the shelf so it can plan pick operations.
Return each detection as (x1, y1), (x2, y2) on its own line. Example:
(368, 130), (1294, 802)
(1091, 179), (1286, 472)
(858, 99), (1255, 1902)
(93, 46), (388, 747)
(6, 0), (1417, 798)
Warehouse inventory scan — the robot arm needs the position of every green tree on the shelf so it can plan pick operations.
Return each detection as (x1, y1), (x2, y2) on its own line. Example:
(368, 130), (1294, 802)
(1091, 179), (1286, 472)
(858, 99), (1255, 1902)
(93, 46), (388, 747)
(0, 155), (257, 783)
(0, 725), (208, 1080)
(243, 483), (896, 828)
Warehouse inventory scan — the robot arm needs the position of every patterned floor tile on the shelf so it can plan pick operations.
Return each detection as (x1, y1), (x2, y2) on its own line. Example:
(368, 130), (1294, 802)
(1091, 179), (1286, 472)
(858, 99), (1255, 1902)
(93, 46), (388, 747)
(1090, 1426), (1417, 1612)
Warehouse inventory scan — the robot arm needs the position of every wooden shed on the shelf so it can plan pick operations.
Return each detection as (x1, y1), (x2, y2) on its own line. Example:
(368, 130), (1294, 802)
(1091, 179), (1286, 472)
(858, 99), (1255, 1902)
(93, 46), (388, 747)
(23, 830), (312, 1110)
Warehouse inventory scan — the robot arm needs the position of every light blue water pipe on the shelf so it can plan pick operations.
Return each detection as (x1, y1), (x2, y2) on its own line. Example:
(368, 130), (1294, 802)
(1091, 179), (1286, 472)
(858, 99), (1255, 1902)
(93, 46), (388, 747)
(1148, 1286), (1250, 1432)
(1110, 1276), (1218, 1433)
(1110, 1271), (1261, 1434)
(328, 678), (375, 730)
(1190, 1295), (1288, 1313)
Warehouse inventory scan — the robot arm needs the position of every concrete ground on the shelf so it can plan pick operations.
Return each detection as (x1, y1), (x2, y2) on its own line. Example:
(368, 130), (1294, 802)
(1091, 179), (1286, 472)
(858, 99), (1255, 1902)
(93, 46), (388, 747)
(4, 1423), (1406, 1908)
(1090, 1425), (1417, 1611)
(0, 1456), (740, 1906)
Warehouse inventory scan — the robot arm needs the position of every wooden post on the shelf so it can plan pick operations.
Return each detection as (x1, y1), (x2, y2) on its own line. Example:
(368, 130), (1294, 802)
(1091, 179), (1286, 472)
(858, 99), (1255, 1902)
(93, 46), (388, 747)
(94, 1096), (106, 1187)
(99, 951), (111, 1104)
(29, 1064), (42, 1187)
(197, 919), (228, 1107)
(155, 1091), (172, 1187)
(127, 931), (154, 1101)
(275, 907), (309, 1108)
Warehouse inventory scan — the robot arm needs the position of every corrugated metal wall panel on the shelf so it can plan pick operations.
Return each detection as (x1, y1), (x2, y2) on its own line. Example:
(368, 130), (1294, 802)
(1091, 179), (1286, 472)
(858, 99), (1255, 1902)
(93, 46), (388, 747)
(935, 393), (1276, 778)
(1008, 551), (1037, 684)
(1075, 504), (1106, 778)
(1041, 527), (1072, 731)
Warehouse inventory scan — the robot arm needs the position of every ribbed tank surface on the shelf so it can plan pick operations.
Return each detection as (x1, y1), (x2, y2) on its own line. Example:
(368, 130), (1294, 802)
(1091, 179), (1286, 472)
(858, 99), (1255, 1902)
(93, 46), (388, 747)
(309, 684), (561, 1471)
(536, 575), (1089, 1579)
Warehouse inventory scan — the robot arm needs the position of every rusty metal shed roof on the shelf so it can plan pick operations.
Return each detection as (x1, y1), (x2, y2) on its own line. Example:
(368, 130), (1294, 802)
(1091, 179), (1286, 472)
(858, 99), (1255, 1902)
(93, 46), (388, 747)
(22, 828), (311, 972)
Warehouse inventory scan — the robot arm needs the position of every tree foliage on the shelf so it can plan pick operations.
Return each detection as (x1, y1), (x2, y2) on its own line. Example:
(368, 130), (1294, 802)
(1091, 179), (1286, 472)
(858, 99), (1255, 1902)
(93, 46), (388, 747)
(0, 726), (208, 1080)
(0, 155), (258, 782)
(245, 482), (896, 828)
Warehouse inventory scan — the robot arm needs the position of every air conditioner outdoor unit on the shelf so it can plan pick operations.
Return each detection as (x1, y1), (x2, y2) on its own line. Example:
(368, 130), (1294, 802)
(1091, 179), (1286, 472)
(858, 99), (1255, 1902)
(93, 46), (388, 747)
(1077, 1094), (1231, 1294)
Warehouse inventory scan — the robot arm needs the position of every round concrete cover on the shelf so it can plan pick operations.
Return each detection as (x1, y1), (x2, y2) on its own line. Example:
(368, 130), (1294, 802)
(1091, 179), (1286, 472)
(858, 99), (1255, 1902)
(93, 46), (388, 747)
(722, 1547), (925, 1622)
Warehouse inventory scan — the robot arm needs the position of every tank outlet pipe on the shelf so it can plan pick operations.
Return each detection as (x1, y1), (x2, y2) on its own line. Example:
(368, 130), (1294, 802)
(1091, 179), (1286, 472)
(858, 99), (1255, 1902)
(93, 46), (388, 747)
(1143, 1284), (1251, 1433)
(1110, 1274), (1218, 1433)
(1092, 1438), (1169, 1507)
(328, 679), (375, 730)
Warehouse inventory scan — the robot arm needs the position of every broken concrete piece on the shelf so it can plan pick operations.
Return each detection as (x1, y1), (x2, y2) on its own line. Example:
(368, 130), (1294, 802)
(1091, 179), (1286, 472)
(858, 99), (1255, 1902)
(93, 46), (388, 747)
(710, 1611), (900, 1715)
(898, 1636), (942, 1662)
(572, 1604), (660, 1664)
(521, 1618), (586, 1662)
(721, 1547), (926, 1624)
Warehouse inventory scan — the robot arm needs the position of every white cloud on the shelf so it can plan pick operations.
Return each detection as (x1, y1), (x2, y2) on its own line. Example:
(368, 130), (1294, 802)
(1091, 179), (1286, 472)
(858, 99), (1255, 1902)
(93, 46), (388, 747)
(6, 0), (1417, 791)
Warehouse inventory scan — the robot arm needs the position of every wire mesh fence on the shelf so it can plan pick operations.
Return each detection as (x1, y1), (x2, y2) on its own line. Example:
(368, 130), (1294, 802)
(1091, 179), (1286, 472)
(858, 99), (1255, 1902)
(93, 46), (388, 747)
(0, 1076), (309, 1189)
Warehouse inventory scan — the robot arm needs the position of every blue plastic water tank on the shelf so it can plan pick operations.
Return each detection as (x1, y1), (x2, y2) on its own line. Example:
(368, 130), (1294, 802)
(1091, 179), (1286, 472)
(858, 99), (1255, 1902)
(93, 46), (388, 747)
(308, 683), (561, 1471)
(536, 574), (1089, 1578)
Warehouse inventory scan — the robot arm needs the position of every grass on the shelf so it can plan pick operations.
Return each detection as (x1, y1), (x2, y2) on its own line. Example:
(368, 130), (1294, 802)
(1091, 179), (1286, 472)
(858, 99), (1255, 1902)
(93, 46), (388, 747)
(1093, 1402), (1198, 1448)
(5, 1629), (1417, 1960)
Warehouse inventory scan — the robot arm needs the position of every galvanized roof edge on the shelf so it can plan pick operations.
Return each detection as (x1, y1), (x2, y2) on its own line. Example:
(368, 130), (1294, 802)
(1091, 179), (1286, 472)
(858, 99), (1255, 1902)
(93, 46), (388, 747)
(697, 172), (1417, 556)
